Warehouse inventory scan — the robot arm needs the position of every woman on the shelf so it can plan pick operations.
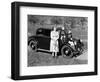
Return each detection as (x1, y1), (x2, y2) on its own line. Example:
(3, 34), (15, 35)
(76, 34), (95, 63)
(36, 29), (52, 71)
(50, 27), (59, 57)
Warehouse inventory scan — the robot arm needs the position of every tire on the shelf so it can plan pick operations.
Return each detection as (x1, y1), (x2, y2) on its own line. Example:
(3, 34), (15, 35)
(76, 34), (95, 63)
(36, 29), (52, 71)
(61, 45), (73, 58)
(28, 39), (37, 51)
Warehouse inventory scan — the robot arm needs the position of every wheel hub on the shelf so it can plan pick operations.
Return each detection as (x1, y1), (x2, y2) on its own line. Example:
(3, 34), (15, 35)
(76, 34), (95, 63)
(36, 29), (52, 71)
(29, 41), (37, 50)
(65, 50), (68, 54)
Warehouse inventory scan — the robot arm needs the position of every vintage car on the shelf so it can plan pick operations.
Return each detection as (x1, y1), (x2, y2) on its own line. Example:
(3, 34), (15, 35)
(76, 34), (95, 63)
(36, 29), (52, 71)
(28, 28), (84, 58)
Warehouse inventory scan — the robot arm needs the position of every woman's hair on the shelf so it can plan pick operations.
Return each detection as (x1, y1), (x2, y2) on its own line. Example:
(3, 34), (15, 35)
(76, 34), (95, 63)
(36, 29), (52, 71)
(51, 26), (56, 31)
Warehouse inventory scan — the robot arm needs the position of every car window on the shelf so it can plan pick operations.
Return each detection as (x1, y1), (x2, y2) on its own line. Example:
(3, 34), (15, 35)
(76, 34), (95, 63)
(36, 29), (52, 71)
(36, 28), (51, 37)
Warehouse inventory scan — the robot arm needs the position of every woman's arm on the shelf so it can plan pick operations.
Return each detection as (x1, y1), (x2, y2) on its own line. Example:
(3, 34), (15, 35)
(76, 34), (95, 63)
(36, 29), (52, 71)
(50, 31), (54, 40)
(54, 32), (59, 40)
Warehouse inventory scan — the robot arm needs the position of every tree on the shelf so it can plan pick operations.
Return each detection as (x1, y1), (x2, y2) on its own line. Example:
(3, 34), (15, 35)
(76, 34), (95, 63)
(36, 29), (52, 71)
(28, 15), (40, 24)
(50, 17), (63, 25)
(80, 17), (87, 26)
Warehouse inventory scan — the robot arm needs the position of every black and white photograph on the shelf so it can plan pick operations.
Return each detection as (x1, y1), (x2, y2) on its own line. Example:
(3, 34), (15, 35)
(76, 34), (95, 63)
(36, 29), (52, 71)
(28, 15), (88, 66)
(11, 2), (97, 80)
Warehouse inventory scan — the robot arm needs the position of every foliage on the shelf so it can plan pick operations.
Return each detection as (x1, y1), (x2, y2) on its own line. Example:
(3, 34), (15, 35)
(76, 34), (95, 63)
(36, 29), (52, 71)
(28, 15), (88, 29)
(28, 15), (40, 24)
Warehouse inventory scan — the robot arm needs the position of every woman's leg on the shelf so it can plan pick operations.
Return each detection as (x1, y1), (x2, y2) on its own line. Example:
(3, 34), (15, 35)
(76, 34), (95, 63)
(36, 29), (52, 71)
(52, 52), (54, 57)
(55, 52), (58, 58)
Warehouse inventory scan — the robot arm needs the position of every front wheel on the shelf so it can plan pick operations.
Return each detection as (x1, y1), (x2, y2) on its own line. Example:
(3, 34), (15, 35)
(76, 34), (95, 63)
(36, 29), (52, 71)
(61, 45), (73, 58)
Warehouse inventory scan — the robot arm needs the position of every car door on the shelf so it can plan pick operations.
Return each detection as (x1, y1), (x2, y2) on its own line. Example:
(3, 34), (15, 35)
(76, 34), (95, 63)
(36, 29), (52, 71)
(36, 36), (51, 50)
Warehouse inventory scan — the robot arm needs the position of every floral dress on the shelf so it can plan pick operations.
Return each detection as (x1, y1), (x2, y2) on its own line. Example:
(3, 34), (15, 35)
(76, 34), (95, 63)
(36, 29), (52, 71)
(50, 31), (59, 52)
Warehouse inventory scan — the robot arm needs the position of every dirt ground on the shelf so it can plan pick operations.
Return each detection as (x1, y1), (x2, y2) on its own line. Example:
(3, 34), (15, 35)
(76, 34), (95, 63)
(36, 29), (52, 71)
(28, 46), (88, 67)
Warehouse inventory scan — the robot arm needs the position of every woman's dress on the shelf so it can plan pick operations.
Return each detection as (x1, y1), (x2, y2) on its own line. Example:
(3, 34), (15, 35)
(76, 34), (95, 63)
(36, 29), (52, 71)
(50, 31), (59, 52)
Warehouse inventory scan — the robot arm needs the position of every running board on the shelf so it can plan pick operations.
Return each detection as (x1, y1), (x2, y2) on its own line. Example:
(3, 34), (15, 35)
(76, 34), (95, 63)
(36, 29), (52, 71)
(37, 48), (52, 54)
